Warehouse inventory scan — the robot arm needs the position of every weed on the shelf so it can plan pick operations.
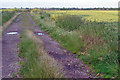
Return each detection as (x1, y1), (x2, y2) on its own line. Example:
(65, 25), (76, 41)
(30, 10), (118, 78)
(18, 13), (63, 78)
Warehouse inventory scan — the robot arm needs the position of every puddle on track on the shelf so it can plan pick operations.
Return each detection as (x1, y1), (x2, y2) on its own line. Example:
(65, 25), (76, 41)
(37, 33), (45, 35)
(7, 32), (18, 35)
(35, 32), (45, 36)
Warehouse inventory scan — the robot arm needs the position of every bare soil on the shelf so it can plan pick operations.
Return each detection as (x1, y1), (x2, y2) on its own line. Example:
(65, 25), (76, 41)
(2, 14), (23, 78)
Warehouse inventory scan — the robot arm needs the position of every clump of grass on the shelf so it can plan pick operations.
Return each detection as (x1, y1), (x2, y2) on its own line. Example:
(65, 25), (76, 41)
(18, 29), (63, 78)
(40, 16), (44, 19)
(30, 10), (119, 78)
(56, 15), (83, 31)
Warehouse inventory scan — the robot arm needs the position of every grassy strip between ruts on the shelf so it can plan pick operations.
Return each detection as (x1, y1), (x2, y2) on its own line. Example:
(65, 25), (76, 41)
(30, 10), (119, 78)
(18, 13), (63, 78)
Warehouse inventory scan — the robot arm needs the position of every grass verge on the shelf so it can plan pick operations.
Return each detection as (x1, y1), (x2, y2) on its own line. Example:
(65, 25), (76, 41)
(1, 11), (15, 26)
(30, 10), (119, 78)
(18, 13), (63, 78)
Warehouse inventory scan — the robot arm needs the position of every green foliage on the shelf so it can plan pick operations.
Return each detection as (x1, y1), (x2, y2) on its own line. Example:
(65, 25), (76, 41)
(18, 32), (38, 77)
(18, 14), (63, 78)
(31, 10), (119, 78)
(56, 15), (83, 31)
(2, 11), (15, 25)
(18, 32), (58, 78)
(0, 12), (2, 26)
(40, 16), (44, 19)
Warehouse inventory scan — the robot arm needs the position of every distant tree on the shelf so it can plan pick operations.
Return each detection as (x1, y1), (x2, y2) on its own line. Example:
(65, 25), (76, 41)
(25, 8), (29, 9)
(25, 8), (30, 12)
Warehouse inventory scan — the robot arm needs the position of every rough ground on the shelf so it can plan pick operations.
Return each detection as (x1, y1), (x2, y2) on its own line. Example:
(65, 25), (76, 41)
(27, 14), (95, 78)
(2, 14), (23, 78)
(1, 13), (95, 78)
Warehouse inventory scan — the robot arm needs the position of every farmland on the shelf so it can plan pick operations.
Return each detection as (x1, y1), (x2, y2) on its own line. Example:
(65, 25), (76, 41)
(48, 10), (118, 22)
(1, 8), (119, 78)
(31, 10), (119, 78)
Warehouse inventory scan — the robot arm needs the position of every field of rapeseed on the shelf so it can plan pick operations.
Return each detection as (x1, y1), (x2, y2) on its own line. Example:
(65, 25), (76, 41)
(47, 10), (118, 22)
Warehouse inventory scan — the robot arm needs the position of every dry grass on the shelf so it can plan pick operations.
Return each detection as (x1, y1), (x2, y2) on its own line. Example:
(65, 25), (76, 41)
(19, 24), (63, 78)
(27, 30), (63, 78)
(19, 13), (63, 78)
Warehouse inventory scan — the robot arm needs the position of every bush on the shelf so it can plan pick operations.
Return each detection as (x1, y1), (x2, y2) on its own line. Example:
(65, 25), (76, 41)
(40, 16), (44, 19)
(56, 15), (83, 31)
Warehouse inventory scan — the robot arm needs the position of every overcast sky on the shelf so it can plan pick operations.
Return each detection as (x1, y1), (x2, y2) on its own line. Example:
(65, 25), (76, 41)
(0, 0), (119, 8)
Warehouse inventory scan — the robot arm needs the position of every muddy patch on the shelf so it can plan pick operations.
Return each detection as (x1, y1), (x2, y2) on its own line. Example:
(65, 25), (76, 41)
(47, 51), (68, 60)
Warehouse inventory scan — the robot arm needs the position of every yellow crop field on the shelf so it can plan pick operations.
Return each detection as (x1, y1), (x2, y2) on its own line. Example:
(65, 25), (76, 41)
(46, 10), (118, 22)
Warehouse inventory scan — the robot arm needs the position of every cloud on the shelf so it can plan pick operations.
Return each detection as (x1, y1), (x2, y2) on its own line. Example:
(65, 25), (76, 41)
(1, 0), (119, 8)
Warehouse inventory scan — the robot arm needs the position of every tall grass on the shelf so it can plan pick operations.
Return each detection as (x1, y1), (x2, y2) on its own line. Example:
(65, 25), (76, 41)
(18, 13), (63, 78)
(18, 30), (63, 78)
(1, 9), (23, 26)
(55, 15), (83, 31)
(0, 12), (2, 26)
(31, 10), (119, 78)
(2, 11), (15, 25)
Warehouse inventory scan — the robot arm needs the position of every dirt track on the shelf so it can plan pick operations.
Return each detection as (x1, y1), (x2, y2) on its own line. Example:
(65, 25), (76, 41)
(2, 13), (95, 78)
(2, 14), (22, 78)
(27, 14), (95, 78)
